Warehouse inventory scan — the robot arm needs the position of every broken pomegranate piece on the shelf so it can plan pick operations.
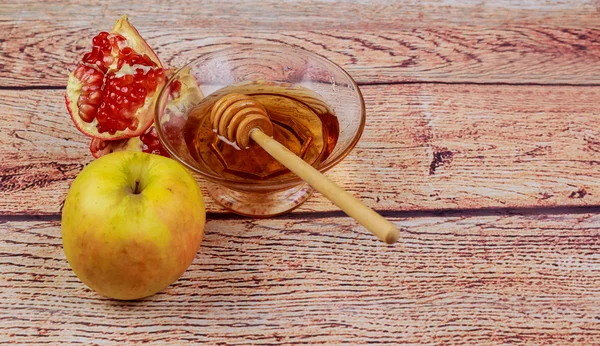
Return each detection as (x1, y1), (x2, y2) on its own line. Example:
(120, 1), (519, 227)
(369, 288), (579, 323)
(66, 15), (165, 140)
(90, 125), (170, 158)
(86, 59), (204, 159)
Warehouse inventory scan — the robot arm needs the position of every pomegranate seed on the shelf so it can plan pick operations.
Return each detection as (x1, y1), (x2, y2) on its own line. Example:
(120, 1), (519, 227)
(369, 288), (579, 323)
(81, 83), (98, 93)
(132, 56), (143, 65)
(103, 55), (114, 66)
(88, 90), (103, 104)
(169, 80), (182, 99)
(119, 107), (130, 118)
(74, 33), (164, 135)
(119, 121), (129, 129)
(109, 34), (126, 48)
(121, 75), (134, 85)
(148, 55), (157, 66)
(92, 33), (109, 48)
(139, 127), (169, 157)
(74, 65), (86, 79)
(78, 104), (96, 123)
(82, 52), (93, 63)
(120, 47), (133, 57)
(74, 64), (104, 123)
(132, 87), (146, 100)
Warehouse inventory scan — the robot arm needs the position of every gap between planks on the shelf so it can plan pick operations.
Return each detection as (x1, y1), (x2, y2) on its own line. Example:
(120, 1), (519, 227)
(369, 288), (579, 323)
(3, 205), (600, 224)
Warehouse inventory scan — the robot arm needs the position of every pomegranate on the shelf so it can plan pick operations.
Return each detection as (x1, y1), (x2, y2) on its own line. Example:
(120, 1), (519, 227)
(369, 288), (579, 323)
(66, 15), (165, 140)
(89, 70), (204, 159)
(90, 125), (169, 158)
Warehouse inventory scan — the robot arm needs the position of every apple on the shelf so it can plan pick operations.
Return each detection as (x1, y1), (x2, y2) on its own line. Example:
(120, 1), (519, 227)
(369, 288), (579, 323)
(61, 151), (206, 300)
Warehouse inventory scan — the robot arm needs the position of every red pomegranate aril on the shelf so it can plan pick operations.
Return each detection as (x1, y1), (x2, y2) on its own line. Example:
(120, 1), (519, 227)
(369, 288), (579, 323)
(81, 83), (99, 94)
(92, 67), (157, 134)
(120, 47), (133, 57)
(121, 75), (134, 85)
(88, 90), (103, 104)
(82, 52), (94, 63)
(74, 65), (101, 83)
(141, 54), (156, 66)
(132, 87), (146, 100)
(117, 118), (128, 129)
(140, 127), (169, 157)
(92, 33), (109, 47)
(74, 64), (104, 124)
(82, 32), (127, 73)
(102, 54), (115, 67)
(67, 15), (166, 140)
(119, 107), (130, 118)
(78, 104), (97, 122)
(93, 32), (109, 42)
(109, 34), (126, 50)
(169, 80), (182, 99)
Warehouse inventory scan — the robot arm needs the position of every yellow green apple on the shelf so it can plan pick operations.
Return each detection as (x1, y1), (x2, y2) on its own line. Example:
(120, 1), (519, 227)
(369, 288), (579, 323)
(61, 151), (205, 300)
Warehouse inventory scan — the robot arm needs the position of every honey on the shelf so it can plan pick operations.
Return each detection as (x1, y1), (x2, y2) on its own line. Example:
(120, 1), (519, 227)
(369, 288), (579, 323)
(183, 81), (340, 181)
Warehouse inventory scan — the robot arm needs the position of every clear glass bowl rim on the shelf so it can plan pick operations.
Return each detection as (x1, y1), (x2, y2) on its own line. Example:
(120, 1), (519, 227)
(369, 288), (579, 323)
(154, 44), (366, 188)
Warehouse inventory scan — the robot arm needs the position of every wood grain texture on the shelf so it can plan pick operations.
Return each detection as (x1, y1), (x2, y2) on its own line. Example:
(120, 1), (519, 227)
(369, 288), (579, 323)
(2, 84), (600, 215)
(3, 26), (600, 87)
(2, 212), (600, 344)
(3, 1), (600, 344)
(2, 0), (598, 29)
(2, 0), (600, 86)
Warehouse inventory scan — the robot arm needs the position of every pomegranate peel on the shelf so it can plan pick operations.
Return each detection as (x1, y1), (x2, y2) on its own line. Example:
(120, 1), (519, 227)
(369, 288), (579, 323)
(162, 67), (204, 124)
(90, 136), (142, 159)
(110, 15), (161, 67)
(90, 125), (170, 158)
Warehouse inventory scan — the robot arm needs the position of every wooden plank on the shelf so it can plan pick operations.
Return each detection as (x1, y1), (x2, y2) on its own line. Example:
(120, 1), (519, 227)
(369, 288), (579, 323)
(1, 0), (597, 29)
(2, 84), (600, 215)
(1, 1), (599, 86)
(2, 213), (600, 344)
(2, 26), (600, 87)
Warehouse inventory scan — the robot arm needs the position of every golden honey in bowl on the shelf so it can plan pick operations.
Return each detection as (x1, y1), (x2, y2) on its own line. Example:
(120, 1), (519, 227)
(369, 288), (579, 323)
(183, 81), (339, 181)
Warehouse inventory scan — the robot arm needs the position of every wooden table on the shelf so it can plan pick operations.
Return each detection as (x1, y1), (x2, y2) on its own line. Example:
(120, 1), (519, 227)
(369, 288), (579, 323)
(2, 1), (600, 344)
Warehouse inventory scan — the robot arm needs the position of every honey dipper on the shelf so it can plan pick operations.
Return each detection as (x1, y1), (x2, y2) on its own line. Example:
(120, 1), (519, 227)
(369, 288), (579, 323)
(210, 93), (400, 244)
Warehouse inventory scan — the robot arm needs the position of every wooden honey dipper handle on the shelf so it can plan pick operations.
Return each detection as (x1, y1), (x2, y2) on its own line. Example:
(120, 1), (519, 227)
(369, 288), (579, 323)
(211, 93), (400, 244)
(250, 130), (400, 244)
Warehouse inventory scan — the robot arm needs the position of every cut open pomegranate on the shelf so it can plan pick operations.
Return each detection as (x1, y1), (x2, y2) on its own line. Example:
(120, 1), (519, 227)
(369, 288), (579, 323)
(89, 68), (204, 159)
(66, 15), (165, 140)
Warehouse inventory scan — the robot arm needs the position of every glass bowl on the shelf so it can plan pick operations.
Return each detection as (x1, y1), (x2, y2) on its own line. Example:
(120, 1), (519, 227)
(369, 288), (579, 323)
(155, 44), (365, 217)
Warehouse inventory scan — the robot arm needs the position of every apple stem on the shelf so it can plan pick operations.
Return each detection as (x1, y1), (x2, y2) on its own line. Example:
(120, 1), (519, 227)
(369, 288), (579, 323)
(134, 178), (141, 194)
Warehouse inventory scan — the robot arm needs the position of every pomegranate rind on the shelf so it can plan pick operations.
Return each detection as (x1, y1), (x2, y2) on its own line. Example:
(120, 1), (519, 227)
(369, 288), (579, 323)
(161, 67), (204, 125)
(65, 15), (164, 141)
(111, 15), (161, 68)
(90, 136), (143, 159)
